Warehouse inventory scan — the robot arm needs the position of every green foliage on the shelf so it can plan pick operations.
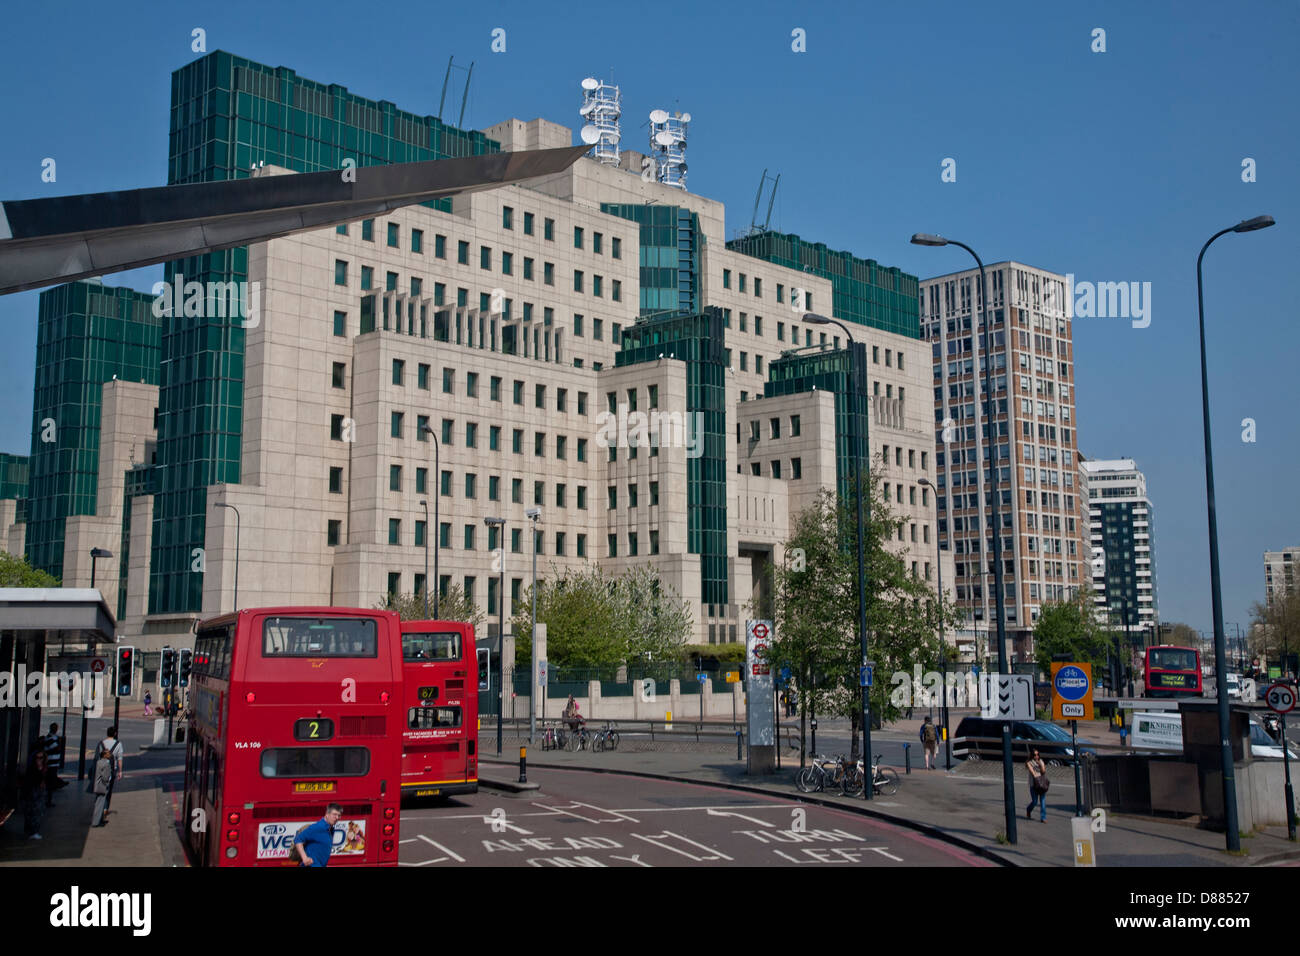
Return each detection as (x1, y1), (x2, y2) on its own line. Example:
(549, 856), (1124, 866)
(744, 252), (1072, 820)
(682, 643), (747, 665)
(1032, 587), (1112, 674)
(513, 563), (692, 669)
(375, 585), (484, 631)
(764, 468), (958, 736)
(0, 551), (60, 588)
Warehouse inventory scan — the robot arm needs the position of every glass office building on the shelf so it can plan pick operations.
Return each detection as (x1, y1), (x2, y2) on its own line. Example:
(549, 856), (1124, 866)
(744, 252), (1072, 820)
(600, 203), (701, 317)
(152, 51), (499, 612)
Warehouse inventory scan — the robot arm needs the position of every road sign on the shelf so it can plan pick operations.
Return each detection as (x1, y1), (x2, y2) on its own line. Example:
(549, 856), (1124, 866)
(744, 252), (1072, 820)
(1071, 815), (1096, 867)
(538, 660), (548, 687)
(859, 663), (875, 688)
(697, 672), (708, 684)
(980, 673), (1034, 720)
(725, 671), (740, 684)
(1051, 662), (1094, 721)
(750, 621), (770, 642)
(91, 658), (106, 674)
(1266, 682), (1297, 714)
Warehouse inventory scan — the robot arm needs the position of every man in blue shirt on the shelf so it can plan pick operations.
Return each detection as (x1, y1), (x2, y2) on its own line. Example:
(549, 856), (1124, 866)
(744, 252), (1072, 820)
(293, 804), (342, 867)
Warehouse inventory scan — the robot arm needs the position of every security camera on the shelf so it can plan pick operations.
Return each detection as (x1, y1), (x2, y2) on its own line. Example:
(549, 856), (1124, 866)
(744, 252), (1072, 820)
(525, 508), (542, 520)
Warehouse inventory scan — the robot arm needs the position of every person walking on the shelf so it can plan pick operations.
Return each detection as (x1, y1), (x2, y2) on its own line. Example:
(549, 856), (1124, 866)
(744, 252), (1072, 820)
(21, 750), (48, 839)
(919, 714), (940, 770)
(91, 745), (113, 827)
(1025, 749), (1049, 822)
(143, 691), (153, 717)
(96, 726), (124, 813)
(293, 804), (343, 867)
(40, 723), (66, 804)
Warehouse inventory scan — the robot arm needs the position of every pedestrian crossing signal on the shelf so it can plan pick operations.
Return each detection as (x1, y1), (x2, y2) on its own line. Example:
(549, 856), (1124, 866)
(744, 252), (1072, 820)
(477, 647), (491, 692)
(160, 646), (177, 688)
(116, 646), (135, 697)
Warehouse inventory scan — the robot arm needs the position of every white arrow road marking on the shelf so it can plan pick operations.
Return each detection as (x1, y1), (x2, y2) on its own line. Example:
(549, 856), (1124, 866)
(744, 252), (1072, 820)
(609, 853), (653, 867)
(705, 808), (774, 827)
(480, 815), (533, 835)
(531, 801), (638, 823)
(869, 847), (904, 861)
(399, 857), (449, 866)
(632, 831), (733, 861)
(418, 834), (465, 862)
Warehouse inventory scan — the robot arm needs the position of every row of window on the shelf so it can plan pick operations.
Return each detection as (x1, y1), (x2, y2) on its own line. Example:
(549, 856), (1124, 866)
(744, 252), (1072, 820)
(341, 212), (625, 262)
(333, 253), (624, 306)
(742, 459), (803, 480)
(369, 520), (663, 560)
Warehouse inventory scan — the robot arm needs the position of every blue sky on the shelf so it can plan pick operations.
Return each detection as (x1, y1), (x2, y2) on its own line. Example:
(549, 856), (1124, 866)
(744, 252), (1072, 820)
(0, 0), (1295, 635)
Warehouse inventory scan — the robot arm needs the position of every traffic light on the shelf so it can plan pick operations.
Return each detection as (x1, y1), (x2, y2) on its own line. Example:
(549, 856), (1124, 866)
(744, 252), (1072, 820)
(477, 647), (491, 692)
(178, 647), (193, 687)
(116, 646), (135, 697)
(160, 646), (176, 688)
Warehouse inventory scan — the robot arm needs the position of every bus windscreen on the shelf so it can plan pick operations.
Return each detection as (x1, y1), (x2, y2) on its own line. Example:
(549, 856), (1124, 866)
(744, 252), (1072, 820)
(262, 617), (378, 657)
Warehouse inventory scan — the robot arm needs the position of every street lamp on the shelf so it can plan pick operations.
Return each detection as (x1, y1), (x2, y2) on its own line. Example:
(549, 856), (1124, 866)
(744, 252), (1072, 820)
(526, 507), (543, 745)
(420, 423), (441, 618)
(213, 502), (240, 611)
(89, 547), (112, 590)
(802, 311), (871, 797)
(1195, 213), (1275, 853)
(919, 477), (951, 769)
(420, 500), (430, 617)
(911, 232), (1016, 844)
(485, 516), (507, 756)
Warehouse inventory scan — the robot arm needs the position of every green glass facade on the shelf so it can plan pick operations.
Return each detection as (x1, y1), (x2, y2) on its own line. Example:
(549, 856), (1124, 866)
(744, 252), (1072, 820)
(617, 308), (728, 605)
(0, 453), (28, 502)
(153, 50), (499, 613)
(727, 230), (920, 338)
(600, 204), (701, 317)
(764, 345), (869, 506)
(25, 281), (160, 581)
(1096, 500), (1145, 627)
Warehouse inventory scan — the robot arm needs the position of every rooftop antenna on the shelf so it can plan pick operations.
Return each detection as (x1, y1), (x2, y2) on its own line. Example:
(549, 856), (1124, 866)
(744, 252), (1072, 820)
(437, 57), (476, 128)
(747, 169), (781, 235)
(648, 108), (690, 189)
(579, 75), (622, 165)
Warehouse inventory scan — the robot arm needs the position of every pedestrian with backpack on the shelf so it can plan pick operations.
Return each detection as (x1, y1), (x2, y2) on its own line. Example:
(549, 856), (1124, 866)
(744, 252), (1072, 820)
(919, 715), (940, 769)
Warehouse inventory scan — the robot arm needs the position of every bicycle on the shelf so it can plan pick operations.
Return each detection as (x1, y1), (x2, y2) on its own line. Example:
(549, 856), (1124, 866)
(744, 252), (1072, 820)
(541, 722), (568, 751)
(796, 754), (853, 794)
(590, 722), (620, 752)
(564, 720), (588, 752)
(869, 754), (899, 795)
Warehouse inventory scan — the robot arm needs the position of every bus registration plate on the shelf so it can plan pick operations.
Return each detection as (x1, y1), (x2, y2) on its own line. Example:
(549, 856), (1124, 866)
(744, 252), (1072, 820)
(293, 781), (336, 793)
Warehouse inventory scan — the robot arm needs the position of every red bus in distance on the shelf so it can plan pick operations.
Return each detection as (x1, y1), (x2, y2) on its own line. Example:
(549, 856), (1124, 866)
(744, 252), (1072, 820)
(400, 620), (478, 798)
(184, 607), (403, 866)
(1144, 645), (1203, 698)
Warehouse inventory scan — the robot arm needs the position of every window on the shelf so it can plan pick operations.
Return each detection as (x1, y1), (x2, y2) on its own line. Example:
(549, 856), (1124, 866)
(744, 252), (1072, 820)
(608, 486), (617, 509)
(443, 368), (454, 394)
(650, 481), (659, 506)
(608, 534), (618, 557)
(464, 525), (476, 550)
(544, 262), (554, 285)
(464, 473), (477, 499)
(577, 486), (587, 509)
(336, 223), (347, 236)
(480, 246), (491, 270)
(770, 417), (781, 439)
(389, 519), (402, 545)
(392, 359), (405, 386)
(411, 228), (423, 254)
(754, 277), (762, 298)
(791, 414), (801, 437)
(791, 457), (802, 479)
(502, 251), (513, 275)
(440, 523), (450, 548)
(556, 388), (568, 413)
(491, 376), (502, 401)
(415, 468), (427, 494)
(328, 520), (341, 547)
(465, 422), (478, 448)
(544, 217), (554, 240)
(556, 484), (567, 508)
(512, 429), (523, 453)
(523, 257), (534, 280)
(387, 222), (399, 247)
(390, 411), (404, 439)
(593, 275), (603, 297)
(574, 270), (584, 293)
(441, 419), (453, 445)
(739, 273), (747, 293)
(628, 483), (638, 508)
(557, 435), (567, 459)
(332, 362), (346, 389)
(535, 383), (546, 408)
(534, 432), (546, 457)
(577, 534), (587, 558)
(555, 532), (566, 555)
(650, 530), (659, 555)
(723, 269), (732, 289)
(574, 226), (584, 249)
(417, 363), (430, 389)
(329, 467), (343, 494)
(612, 236), (622, 258)
(502, 205), (513, 229)
(593, 232), (603, 254)
(457, 240), (469, 264)
(513, 380), (524, 404)
(534, 481), (544, 505)
(771, 461), (782, 479)
(414, 521), (426, 547)
(628, 533), (638, 557)
(593, 318), (603, 340)
(578, 391), (588, 416)
(523, 211), (534, 235)
(511, 478), (522, 503)
(385, 271), (397, 293)
(333, 310), (346, 337)
(334, 260), (348, 286)
(511, 528), (522, 553)
(440, 470), (451, 496)
(612, 279), (621, 302)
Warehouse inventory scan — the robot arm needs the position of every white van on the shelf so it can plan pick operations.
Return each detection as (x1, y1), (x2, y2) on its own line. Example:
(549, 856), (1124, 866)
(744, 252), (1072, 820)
(1129, 711), (1295, 758)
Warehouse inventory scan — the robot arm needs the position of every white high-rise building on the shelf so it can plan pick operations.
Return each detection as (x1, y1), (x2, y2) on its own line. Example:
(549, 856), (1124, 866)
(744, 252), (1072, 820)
(1079, 457), (1158, 634)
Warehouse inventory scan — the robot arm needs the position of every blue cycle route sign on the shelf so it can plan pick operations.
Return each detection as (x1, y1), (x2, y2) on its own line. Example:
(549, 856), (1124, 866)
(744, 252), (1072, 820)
(1054, 664), (1090, 701)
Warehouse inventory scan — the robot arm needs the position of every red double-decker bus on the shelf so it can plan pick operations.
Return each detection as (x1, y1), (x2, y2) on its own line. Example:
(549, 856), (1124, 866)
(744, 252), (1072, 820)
(400, 620), (478, 798)
(1144, 645), (1203, 698)
(184, 608), (403, 866)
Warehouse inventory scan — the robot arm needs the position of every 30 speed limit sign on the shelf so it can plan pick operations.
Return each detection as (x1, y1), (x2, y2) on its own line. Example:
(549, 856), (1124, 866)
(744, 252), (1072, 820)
(1266, 682), (1297, 714)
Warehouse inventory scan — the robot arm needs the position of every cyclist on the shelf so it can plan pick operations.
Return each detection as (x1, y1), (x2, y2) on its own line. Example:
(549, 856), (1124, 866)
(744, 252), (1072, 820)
(563, 695), (584, 734)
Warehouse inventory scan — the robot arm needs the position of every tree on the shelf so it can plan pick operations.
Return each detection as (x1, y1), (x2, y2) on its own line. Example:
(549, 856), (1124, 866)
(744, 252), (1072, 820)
(1250, 590), (1300, 674)
(375, 585), (484, 631)
(1032, 588), (1112, 675)
(512, 563), (692, 670)
(764, 469), (956, 761)
(0, 551), (59, 588)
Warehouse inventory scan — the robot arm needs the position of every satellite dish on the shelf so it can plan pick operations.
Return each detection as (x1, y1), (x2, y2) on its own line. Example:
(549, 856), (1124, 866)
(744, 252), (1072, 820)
(581, 77), (599, 90)
(678, 163), (688, 174)
(580, 102), (596, 116)
(655, 130), (675, 146)
(681, 112), (692, 123)
(580, 125), (602, 145)
(649, 109), (669, 124)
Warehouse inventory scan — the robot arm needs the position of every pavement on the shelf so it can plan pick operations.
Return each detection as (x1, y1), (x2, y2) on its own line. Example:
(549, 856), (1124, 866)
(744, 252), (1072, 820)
(5, 712), (1299, 867)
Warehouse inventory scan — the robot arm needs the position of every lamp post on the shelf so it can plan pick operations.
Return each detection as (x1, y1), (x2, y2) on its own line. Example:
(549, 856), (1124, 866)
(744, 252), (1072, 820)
(89, 547), (112, 591)
(802, 312), (870, 796)
(213, 503), (240, 611)
(485, 516), (506, 755)
(420, 424), (441, 618)
(420, 500), (430, 617)
(919, 477), (951, 769)
(1195, 213), (1275, 853)
(526, 508), (543, 745)
(911, 232), (1015, 843)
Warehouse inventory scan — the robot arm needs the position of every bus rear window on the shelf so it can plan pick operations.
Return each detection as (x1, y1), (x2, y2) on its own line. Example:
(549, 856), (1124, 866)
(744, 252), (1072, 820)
(408, 706), (462, 730)
(260, 747), (370, 778)
(402, 631), (462, 662)
(263, 617), (378, 657)
(1149, 648), (1197, 671)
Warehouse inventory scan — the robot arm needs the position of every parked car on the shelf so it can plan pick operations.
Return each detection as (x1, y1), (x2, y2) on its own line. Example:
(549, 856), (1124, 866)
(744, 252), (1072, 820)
(1225, 673), (1242, 700)
(953, 717), (1096, 765)
(1249, 719), (1298, 759)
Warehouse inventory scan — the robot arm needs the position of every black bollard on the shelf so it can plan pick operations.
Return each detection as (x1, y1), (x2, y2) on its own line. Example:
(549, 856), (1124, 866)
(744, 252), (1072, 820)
(903, 742), (911, 774)
(736, 729), (742, 761)
(519, 746), (527, 784)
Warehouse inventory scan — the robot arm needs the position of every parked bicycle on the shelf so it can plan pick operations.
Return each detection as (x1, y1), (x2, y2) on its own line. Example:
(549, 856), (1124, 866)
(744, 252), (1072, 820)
(564, 719), (590, 752)
(590, 722), (620, 752)
(868, 754), (899, 795)
(541, 722), (568, 751)
(795, 753), (898, 796)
